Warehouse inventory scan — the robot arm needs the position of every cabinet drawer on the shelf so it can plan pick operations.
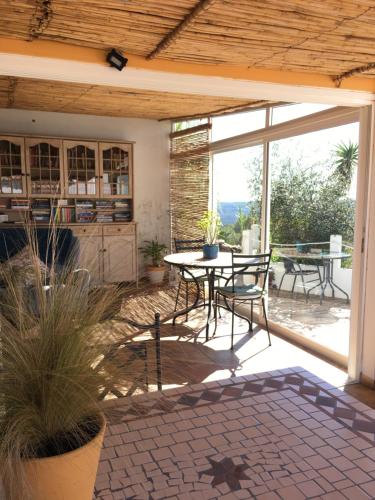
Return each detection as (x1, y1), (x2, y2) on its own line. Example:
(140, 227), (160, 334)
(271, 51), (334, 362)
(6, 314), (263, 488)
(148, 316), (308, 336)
(72, 226), (102, 237)
(103, 224), (135, 236)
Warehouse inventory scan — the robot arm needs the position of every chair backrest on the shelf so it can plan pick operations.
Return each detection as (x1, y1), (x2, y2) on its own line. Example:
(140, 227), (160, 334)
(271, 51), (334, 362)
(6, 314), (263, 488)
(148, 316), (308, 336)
(71, 268), (91, 290)
(229, 250), (272, 294)
(174, 238), (204, 253)
(281, 256), (296, 273)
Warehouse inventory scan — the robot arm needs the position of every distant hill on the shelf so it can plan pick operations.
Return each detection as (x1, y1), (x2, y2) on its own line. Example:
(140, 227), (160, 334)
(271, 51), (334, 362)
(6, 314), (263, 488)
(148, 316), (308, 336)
(218, 202), (250, 225)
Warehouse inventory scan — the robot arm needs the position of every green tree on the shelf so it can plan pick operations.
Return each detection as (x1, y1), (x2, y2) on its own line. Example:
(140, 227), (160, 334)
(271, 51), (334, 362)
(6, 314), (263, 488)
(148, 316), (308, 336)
(332, 141), (358, 191)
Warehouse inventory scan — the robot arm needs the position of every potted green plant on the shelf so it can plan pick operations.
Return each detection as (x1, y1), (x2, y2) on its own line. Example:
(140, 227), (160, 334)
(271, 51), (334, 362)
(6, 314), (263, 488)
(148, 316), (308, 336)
(139, 239), (168, 284)
(0, 226), (123, 500)
(197, 211), (221, 259)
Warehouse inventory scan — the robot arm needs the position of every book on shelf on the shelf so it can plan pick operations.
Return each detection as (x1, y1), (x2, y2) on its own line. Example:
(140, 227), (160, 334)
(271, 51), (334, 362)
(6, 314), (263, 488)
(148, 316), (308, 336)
(52, 207), (76, 224)
(11, 199), (30, 210)
(114, 200), (131, 209)
(76, 200), (94, 209)
(96, 200), (113, 209)
(113, 212), (132, 222)
(116, 175), (129, 195)
(33, 215), (50, 223)
(76, 211), (96, 223)
(32, 199), (50, 210)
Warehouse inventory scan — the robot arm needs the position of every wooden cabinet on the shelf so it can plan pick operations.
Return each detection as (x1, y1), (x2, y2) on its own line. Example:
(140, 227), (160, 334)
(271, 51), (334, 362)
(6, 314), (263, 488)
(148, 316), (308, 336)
(0, 136), (27, 196)
(0, 134), (136, 284)
(25, 138), (63, 197)
(103, 235), (136, 283)
(73, 228), (103, 285)
(99, 142), (132, 198)
(63, 141), (99, 198)
(72, 224), (137, 284)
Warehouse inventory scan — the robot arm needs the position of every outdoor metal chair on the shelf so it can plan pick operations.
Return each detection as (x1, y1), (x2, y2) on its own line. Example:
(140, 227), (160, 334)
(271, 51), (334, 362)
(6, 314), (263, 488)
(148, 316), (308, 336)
(278, 255), (323, 303)
(214, 250), (272, 350)
(174, 238), (208, 321)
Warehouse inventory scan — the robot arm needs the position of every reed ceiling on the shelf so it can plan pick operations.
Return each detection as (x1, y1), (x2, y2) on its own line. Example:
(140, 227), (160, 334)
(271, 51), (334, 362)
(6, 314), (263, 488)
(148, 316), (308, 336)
(1, 0), (375, 80)
(0, 76), (270, 120)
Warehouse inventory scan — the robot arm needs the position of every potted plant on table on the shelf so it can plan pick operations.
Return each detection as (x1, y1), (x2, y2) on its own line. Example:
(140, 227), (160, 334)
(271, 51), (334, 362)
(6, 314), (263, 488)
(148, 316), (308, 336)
(139, 239), (168, 284)
(197, 211), (222, 259)
(0, 226), (123, 500)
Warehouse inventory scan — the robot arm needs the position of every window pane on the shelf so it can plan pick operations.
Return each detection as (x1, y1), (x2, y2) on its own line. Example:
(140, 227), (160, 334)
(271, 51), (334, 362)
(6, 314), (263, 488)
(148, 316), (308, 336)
(212, 145), (263, 251)
(212, 110), (266, 142)
(271, 103), (333, 125)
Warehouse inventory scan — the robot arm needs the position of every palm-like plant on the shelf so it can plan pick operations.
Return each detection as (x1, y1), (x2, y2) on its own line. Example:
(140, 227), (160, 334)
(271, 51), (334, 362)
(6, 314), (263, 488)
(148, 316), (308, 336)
(333, 141), (359, 191)
(139, 240), (167, 267)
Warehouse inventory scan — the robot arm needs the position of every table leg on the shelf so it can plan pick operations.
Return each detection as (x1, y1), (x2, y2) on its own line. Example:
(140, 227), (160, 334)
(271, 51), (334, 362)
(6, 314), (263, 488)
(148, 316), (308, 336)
(326, 259), (350, 303)
(205, 269), (215, 341)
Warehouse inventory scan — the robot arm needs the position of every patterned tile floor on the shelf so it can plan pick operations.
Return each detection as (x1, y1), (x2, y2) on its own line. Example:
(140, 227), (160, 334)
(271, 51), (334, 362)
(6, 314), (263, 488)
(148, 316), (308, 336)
(95, 367), (375, 499)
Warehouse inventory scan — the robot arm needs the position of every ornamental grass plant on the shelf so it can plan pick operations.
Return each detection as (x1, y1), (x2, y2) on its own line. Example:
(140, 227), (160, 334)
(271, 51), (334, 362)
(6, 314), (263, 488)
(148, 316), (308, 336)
(0, 223), (124, 496)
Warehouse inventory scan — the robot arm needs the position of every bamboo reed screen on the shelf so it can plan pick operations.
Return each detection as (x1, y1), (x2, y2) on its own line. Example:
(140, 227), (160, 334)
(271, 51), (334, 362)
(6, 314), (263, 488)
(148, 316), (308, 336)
(169, 122), (211, 244)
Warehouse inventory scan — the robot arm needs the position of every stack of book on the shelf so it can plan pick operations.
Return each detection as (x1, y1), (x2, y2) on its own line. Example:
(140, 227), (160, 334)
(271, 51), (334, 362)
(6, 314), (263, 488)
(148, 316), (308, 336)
(76, 200), (94, 209)
(114, 200), (131, 210)
(96, 200), (113, 223)
(96, 200), (113, 209)
(76, 212), (96, 223)
(114, 199), (131, 222)
(31, 199), (51, 223)
(11, 199), (30, 210)
(114, 212), (131, 222)
(76, 200), (95, 223)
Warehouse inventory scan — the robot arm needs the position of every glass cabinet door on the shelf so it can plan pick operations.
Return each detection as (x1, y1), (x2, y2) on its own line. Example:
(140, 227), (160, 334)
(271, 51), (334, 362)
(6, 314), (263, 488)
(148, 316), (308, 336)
(99, 143), (132, 198)
(63, 141), (99, 197)
(26, 139), (62, 196)
(0, 137), (26, 196)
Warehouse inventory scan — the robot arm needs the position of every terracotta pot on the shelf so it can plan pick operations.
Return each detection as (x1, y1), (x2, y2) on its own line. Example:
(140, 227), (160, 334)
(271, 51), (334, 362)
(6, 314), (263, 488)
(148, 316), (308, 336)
(5, 416), (106, 500)
(147, 265), (166, 284)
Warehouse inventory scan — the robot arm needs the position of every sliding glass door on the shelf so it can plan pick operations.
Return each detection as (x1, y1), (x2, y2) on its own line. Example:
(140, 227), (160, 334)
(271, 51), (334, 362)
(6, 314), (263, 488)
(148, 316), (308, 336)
(210, 105), (362, 364)
(267, 122), (359, 358)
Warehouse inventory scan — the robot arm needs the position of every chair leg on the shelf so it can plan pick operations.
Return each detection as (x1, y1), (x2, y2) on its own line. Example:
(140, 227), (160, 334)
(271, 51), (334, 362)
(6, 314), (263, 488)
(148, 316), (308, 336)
(214, 291), (219, 335)
(262, 297), (271, 346)
(231, 299), (235, 350)
(250, 301), (253, 332)
(185, 281), (189, 322)
(300, 273), (308, 302)
(291, 275), (297, 296)
(278, 273), (286, 297)
(174, 281), (182, 312)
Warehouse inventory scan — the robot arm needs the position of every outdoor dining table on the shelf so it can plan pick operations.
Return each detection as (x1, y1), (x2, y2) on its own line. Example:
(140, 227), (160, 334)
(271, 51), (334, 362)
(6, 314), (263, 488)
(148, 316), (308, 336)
(164, 251), (252, 340)
(281, 251), (351, 303)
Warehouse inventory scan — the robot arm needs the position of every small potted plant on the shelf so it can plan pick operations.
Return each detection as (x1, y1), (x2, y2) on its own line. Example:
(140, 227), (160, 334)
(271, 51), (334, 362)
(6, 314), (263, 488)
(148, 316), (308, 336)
(197, 211), (222, 259)
(140, 239), (168, 284)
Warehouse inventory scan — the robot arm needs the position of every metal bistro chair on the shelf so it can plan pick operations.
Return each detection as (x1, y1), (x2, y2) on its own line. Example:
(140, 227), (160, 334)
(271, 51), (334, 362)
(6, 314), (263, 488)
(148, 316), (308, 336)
(173, 238), (209, 321)
(215, 250), (272, 350)
(278, 255), (323, 303)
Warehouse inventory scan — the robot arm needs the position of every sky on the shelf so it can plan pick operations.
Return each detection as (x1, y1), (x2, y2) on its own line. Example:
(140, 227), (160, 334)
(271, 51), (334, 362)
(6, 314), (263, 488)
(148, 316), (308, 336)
(212, 104), (359, 204)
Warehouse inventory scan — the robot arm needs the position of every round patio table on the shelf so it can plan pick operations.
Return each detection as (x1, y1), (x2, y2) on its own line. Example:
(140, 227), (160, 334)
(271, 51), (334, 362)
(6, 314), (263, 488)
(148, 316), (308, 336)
(280, 251), (351, 303)
(164, 251), (251, 340)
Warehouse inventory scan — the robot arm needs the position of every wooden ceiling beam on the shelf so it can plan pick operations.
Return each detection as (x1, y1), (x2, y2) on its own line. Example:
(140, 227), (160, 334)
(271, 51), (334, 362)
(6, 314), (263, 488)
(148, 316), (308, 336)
(162, 100), (281, 122)
(147, 0), (218, 60)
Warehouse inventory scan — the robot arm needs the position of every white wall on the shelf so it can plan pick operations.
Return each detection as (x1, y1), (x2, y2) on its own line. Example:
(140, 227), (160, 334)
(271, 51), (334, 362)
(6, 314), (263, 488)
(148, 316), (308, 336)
(0, 109), (170, 272)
